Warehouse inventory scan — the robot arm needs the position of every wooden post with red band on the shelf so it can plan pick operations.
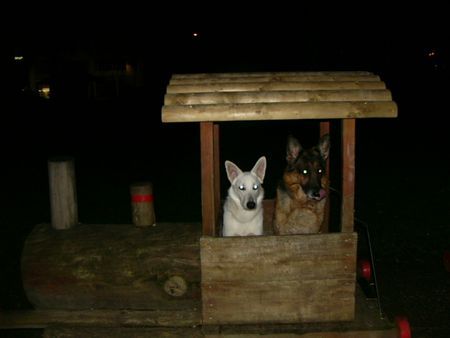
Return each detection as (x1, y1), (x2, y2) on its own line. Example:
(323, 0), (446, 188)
(130, 182), (155, 227)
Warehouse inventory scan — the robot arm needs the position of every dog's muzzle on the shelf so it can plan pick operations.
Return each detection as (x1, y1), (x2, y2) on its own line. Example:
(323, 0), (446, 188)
(309, 188), (327, 201)
(246, 201), (256, 209)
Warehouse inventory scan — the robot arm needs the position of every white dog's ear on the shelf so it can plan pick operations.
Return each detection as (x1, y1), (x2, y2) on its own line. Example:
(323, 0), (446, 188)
(251, 156), (267, 183)
(225, 160), (242, 184)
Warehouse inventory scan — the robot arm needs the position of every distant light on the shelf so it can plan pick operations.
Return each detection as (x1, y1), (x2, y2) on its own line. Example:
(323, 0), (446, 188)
(192, 32), (199, 38)
(38, 85), (51, 99)
(125, 63), (134, 75)
(14, 56), (24, 61)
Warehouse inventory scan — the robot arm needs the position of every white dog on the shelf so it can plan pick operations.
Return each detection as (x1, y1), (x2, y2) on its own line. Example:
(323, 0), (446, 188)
(222, 156), (267, 236)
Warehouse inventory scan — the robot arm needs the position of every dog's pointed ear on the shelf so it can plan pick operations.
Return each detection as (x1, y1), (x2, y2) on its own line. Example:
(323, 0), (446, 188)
(318, 134), (330, 160)
(286, 135), (301, 164)
(251, 156), (267, 183)
(225, 160), (242, 184)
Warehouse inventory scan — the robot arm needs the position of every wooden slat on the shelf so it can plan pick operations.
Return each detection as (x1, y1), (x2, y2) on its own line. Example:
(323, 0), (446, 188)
(0, 309), (201, 329)
(167, 81), (386, 94)
(171, 71), (374, 79)
(201, 233), (357, 324)
(43, 327), (203, 338)
(164, 89), (392, 105)
(205, 330), (397, 338)
(169, 75), (381, 85)
(162, 101), (397, 123)
(201, 233), (356, 281)
(203, 280), (355, 324)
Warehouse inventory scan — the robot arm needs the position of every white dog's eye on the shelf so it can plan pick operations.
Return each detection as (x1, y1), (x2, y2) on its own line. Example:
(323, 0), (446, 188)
(253, 184), (259, 190)
(302, 169), (308, 175)
(239, 185), (245, 190)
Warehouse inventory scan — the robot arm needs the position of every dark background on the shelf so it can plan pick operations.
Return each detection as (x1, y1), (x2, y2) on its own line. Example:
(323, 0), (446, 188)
(2, 4), (450, 337)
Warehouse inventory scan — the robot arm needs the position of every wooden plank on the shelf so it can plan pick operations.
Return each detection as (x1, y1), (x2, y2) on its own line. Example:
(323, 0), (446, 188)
(0, 286), (394, 336)
(0, 309), (201, 329)
(164, 90), (392, 105)
(201, 233), (357, 324)
(43, 327), (203, 338)
(169, 75), (381, 85)
(162, 101), (397, 123)
(201, 233), (356, 281)
(167, 81), (386, 94)
(171, 71), (374, 79)
(341, 119), (356, 232)
(203, 280), (355, 324)
(201, 122), (216, 236)
(205, 330), (397, 338)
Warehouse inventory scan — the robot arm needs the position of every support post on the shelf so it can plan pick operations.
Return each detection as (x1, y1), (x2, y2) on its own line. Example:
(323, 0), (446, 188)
(341, 119), (356, 232)
(200, 122), (216, 236)
(320, 121), (331, 233)
(213, 124), (221, 229)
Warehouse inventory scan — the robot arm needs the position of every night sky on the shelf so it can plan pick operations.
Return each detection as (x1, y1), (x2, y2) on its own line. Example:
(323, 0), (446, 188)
(5, 4), (449, 69)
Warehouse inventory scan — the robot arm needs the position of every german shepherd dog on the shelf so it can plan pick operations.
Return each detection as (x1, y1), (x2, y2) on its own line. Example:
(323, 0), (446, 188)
(223, 156), (267, 236)
(273, 134), (330, 234)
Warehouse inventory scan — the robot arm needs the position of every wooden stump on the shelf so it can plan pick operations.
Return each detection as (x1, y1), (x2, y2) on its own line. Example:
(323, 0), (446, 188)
(130, 182), (156, 227)
(48, 157), (78, 230)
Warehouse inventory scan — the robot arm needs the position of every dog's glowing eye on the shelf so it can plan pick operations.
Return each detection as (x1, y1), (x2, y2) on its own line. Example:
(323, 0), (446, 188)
(318, 169), (323, 174)
(302, 169), (308, 175)
(253, 184), (259, 190)
(239, 185), (246, 191)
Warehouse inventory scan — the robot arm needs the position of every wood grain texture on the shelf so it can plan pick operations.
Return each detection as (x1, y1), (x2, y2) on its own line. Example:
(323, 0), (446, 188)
(200, 122), (217, 236)
(162, 72), (397, 123)
(164, 90), (392, 105)
(0, 309), (201, 328)
(22, 223), (201, 310)
(171, 71), (374, 79)
(341, 119), (356, 232)
(167, 81), (386, 94)
(169, 74), (381, 84)
(48, 158), (78, 230)
(162, 101), (397, 123)
(201, 233), (357, 324)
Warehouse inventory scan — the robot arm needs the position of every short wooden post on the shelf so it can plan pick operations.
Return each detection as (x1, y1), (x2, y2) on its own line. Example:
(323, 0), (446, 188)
(130, 182), (156, 227)
(48, 157), (78, 230)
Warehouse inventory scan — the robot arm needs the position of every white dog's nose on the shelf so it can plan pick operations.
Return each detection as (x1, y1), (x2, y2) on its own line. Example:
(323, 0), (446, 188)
(246, 201), (256, 209)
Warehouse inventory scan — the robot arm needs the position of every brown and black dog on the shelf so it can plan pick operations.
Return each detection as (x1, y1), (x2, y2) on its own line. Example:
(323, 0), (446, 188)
(273, 134), (330, 235)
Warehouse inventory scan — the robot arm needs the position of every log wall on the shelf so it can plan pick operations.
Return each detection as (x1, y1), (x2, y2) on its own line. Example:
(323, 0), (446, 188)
(21, 223), (201, 310)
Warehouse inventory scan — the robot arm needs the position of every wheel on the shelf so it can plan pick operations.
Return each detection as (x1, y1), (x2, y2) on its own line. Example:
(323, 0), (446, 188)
(395, 316), (411, 338)
(358, 258), (372, 282)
